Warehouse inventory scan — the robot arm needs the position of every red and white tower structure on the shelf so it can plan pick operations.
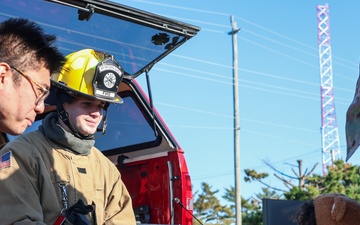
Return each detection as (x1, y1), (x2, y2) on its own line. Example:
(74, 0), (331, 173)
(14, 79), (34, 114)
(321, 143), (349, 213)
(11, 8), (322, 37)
(316, 4), (341, 175)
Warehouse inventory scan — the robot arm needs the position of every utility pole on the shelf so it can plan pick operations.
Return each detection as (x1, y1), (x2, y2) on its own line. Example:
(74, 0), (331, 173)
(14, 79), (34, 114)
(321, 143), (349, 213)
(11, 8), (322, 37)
(228, 15), (241, 225)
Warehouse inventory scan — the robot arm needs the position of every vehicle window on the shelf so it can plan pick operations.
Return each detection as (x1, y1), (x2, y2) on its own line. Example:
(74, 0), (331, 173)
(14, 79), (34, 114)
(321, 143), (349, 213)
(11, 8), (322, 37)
(96, 94), (158, 151)
(6, 95), (157, 151)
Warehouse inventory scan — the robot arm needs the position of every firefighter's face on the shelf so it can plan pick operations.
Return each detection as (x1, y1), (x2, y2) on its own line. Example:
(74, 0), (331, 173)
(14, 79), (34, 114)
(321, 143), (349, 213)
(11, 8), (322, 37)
(63, 97), (105, 135)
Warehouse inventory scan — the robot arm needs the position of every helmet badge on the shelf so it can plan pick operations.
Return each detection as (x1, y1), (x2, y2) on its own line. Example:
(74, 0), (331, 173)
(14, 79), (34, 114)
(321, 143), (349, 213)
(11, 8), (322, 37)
(104, 72), (116, 88)
(93, 57), (123, 101)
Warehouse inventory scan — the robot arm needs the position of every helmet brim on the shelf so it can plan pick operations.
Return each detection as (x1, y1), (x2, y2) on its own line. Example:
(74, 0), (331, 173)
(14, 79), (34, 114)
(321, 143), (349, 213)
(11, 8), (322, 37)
(45, 81), (123, 106)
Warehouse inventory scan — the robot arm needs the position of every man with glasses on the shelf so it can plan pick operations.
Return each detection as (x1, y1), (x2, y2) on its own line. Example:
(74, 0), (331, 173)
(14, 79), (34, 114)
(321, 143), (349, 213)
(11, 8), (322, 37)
(0, 18), (63, 135)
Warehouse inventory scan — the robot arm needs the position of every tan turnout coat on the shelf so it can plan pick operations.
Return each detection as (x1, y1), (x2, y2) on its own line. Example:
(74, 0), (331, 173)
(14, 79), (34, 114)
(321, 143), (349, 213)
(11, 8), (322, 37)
(0, 131), (136, 225)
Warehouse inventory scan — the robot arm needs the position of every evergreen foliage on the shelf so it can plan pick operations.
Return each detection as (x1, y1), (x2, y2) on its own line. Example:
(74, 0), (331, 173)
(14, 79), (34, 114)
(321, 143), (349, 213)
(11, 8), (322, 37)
(192, 159), (360, 224)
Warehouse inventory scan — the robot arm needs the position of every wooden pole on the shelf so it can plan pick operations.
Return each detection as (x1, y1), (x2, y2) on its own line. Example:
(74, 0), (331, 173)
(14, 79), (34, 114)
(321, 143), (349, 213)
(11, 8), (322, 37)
(229, 15), (241, 225)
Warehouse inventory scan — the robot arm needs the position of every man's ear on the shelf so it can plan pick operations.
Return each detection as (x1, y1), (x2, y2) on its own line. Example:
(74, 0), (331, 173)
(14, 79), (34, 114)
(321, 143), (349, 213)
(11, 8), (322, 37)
(0, 63), (11, 88)
(0, 62), (10, 75)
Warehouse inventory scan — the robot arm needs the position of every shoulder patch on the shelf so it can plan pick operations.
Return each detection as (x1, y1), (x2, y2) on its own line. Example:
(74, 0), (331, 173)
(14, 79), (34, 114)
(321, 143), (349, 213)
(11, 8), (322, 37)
(0, 151), (12, 169)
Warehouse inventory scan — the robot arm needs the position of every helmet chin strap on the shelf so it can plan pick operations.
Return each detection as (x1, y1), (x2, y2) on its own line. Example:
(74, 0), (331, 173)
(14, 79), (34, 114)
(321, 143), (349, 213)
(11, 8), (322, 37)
(96, 103), (109, 135)
(57, 104), (95, 140)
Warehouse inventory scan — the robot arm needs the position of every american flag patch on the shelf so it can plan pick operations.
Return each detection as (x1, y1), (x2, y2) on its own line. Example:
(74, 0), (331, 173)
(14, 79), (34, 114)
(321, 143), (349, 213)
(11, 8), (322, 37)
(0, 151), (11, 169)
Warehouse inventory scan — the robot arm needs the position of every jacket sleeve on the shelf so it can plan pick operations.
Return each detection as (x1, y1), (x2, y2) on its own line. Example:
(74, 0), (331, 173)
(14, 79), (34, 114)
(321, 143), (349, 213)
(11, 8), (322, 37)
(0, 141), (47, 224)
(104, 164), (137, 225)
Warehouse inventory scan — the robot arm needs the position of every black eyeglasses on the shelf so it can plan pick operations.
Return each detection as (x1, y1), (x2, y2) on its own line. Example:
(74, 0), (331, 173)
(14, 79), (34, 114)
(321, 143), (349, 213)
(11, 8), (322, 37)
(10, 66), (50, 106)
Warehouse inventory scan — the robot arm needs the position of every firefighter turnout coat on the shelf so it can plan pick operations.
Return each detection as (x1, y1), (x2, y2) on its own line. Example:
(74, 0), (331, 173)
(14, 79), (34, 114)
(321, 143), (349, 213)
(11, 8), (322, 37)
(0, 113), (136, 225)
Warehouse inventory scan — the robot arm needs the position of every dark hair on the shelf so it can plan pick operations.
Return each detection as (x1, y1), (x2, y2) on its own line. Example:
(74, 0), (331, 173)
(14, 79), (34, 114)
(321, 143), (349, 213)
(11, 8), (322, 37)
(295, 200), (317, 225)
(0, 18), (64, 80)
(51, 88), (77, 105)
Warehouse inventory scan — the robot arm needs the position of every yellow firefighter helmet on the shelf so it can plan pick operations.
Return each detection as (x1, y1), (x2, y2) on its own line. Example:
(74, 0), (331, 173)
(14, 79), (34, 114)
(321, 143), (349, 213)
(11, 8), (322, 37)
(51, 48), (123, 104)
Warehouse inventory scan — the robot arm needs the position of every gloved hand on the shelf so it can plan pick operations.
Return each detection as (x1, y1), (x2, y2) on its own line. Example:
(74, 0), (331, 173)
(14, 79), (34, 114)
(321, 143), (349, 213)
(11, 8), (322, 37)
(63, 199), (94, 225)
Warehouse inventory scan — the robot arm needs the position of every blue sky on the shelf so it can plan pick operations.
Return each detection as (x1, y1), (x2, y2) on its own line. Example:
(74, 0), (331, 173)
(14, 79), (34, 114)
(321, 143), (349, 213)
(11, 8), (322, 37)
(115, 0), (360, 200)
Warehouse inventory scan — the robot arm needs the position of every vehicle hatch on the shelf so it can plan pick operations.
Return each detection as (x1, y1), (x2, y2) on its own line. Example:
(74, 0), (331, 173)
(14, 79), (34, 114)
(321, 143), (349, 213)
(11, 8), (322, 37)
(0, 0), (200, 79)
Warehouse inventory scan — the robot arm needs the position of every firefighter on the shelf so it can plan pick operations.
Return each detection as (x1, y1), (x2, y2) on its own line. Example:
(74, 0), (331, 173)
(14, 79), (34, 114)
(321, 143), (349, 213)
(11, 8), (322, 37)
(0, 49), (136, 224)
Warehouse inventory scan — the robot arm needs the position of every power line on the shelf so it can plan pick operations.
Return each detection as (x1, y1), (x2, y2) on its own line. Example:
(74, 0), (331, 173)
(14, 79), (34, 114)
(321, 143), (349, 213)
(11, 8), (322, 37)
(158, 62), (354, 94)
(152, 67), (351, 104)
(123, 0), (358, 71)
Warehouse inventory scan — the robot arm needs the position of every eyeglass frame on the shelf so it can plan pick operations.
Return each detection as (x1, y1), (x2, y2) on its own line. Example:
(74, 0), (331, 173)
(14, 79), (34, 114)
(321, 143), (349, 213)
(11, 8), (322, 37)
(10, 66), (50, 106)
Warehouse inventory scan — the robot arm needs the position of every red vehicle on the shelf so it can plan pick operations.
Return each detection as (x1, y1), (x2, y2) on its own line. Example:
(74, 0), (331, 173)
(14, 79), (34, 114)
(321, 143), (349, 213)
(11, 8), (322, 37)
(0, 0), (200, 224)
